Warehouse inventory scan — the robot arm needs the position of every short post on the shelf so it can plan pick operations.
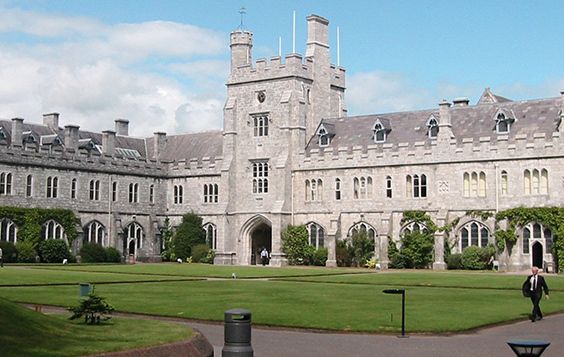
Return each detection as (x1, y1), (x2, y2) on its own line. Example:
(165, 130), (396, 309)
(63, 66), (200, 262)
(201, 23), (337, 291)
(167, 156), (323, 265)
(383, 288), (407, 338)
(222, 309), (253, 357)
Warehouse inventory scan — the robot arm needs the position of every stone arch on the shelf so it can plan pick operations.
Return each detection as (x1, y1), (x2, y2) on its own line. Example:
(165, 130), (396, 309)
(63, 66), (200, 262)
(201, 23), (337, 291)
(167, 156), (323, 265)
(123, 222), (144, 259)
(241, 215), (272, 265)
(83, 220), (106, 246)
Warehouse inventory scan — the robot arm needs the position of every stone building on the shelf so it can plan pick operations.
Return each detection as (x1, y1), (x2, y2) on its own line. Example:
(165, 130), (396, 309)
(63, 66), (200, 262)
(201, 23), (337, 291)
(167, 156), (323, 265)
(1, 15), (563, 271)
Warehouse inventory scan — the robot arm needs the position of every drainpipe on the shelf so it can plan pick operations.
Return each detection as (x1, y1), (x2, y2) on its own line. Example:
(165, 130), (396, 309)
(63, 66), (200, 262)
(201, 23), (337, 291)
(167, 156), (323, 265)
(494, 164), (499, 213)
(291, 172), (295, 225)
(108, 175), (112, 248)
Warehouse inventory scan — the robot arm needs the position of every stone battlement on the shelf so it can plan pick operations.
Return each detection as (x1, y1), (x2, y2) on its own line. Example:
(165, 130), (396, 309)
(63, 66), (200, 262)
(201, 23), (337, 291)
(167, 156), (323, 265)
(299, 131), (562, 170)
(0, 144), (165, 176)
(229, 53), (345, 88)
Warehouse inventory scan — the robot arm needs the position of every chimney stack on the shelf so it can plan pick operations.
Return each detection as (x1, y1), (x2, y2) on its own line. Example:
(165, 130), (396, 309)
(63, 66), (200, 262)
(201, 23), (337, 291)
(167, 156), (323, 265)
(453, 97), (470, 107)
(43, 113), (60, 131)
(64, 125), (80, 152)
(115, 119), (129, 136)
(102, 130), (116, 156)
(153, 132), (167, 161)
(11, 118), (24, 147)
(438, 100), (452, 127)
(305, 15), (330, 59)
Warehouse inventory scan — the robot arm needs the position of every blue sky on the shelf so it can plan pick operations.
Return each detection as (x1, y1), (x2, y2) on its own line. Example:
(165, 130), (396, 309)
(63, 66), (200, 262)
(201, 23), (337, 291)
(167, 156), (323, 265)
(1, 0), (562, 136)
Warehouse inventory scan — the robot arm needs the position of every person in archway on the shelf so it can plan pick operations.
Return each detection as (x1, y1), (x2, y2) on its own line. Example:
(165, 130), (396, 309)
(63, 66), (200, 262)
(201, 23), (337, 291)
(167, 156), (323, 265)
(260, 247), (269, 266)
(523, 266), (549, 322)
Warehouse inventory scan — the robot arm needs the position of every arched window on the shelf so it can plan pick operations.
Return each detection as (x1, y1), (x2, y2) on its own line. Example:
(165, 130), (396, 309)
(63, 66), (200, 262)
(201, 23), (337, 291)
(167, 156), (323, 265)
(126, 222), (143, 250)
(128, 183), (139, 203)
(203, 223), (217, 250)
(112, 181), (118, 201)
(524, 169), (531, 195)
(353, 176), (372, 199)
(500, 170), (508, 196)
(306, 222), (325, 249)
(407, 174), (427, 198)
(524, 169), (549, 195)
(71, 178), (77, 199)
(89, 179), (100, 201)
(464, 171), (486, 197)
(386, 176), (393, 198)
(348, 222), (376, 240)
(463, 172), (470, 197)
(335, 178), (341, 200)
(373, 123), (386, 143)
(46, 176), (58, 198)
(149, 184), (155, 204)
(401, 222), (428, 236)
(0, 173), (12, 195)
(26, 175), (33, 197)
(0, 218), (18, 243)
(174, 184), (183, 204)
(84, 221), (105, 246)
(42, 220), (65, 240)
(458, 221), (490, 251)
(540, 169), (548, 194)
(521, 222), (552, 255)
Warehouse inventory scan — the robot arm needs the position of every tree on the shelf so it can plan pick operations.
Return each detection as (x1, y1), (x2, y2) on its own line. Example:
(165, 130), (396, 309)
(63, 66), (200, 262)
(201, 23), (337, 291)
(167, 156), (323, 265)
(173, 213), (205, 260)
(160, 217), (174, 261)
(389, 231), (434, 269)
(281, 225), (314, 265)
(348, 230), (375, 267)
(69, 293), (114, 324)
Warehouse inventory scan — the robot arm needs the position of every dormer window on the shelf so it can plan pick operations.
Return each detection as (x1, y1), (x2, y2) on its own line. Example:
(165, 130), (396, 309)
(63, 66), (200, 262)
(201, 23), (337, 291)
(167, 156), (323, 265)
(373, 123), (386, 143)
(426, 116), (439, 139)
(372, 119), (390, 143)
(495, 111), (514, 134)
(318, 127), (330, 147)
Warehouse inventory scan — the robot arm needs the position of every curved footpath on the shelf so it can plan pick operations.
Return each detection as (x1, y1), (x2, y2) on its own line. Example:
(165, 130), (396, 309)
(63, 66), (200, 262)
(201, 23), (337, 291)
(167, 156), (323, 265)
(191, 314), (563, 357)
(32, 305), (563, 356)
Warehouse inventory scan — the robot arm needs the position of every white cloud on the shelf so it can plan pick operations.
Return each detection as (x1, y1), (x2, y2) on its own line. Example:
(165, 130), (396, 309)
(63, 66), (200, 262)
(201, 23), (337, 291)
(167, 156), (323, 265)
(347, 71), (435, 115)
(0, 7), (227, 137)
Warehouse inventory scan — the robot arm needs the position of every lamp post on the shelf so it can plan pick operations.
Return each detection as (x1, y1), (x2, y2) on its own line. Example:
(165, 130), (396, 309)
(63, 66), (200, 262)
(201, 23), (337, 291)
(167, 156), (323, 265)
(383, 288), (407, 337)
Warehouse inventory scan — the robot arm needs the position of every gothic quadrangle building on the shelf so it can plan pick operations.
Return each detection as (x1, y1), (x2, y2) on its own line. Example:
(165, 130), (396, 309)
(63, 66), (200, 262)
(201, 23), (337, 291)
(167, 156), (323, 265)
(1, 15), (563, 271)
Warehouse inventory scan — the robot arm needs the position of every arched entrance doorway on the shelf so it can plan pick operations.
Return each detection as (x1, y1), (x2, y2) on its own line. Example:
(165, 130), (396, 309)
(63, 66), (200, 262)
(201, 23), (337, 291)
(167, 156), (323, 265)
(532, 241), (543, 269)
(251, 223), (272, 265)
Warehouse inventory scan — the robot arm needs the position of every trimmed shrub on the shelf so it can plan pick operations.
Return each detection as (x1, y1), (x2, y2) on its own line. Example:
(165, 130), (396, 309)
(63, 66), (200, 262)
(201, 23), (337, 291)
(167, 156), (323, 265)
(281, 225), (315, 265)
(446, 253), (463, 270)
(105, 247), (122, 263)
(16, 241), (37, 263)
(80, 243), (107, 263)
(461, 245), (495, 270)
(389, 231), (434, 269)
(200, 249), (215, 264)
(173, 213), (205, 260)
(191, 244), (211, 263)
(312, 247), (328, 266)
(348, 230), (375, 267)
(39, 239), (70, 263)
(0, 241), (18, 263)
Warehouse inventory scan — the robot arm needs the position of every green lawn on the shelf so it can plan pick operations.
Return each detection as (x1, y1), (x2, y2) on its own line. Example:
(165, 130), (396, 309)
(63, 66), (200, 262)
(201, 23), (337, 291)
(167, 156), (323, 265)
(26, 262), (364, 278)
(0, 265), (561, 333)
(0, 297), (192, 357)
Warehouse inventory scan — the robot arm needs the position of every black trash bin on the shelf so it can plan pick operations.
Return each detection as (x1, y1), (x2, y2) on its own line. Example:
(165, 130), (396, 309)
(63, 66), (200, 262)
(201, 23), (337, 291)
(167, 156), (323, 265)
(222, 309), (253, 357)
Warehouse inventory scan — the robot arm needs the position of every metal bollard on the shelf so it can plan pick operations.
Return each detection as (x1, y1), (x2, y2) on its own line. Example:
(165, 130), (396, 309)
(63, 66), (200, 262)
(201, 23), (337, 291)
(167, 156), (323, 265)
(222, 309), (253, 357)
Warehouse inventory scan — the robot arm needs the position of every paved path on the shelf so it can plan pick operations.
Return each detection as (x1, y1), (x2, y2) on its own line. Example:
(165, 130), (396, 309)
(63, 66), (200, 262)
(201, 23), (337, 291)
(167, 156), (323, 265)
(33, 305), (561, 356)
(189, 314), (562, 357)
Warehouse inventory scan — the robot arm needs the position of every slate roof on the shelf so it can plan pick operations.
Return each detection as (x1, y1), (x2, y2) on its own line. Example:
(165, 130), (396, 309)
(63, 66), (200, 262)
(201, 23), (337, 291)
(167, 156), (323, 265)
(307, 95), (562, 151)
(146, 131), (223, 162)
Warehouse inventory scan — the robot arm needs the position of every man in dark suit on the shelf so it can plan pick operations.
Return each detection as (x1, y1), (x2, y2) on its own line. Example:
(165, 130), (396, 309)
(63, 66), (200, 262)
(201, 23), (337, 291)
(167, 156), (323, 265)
(525, 266), (549, 322)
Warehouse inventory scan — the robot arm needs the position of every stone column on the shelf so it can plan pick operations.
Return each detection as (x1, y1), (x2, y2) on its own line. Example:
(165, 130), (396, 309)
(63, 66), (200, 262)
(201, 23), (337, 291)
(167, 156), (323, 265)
(433, 231), (446, 270)
(379, 234), (389, 269)
(325, 234), (337, 267)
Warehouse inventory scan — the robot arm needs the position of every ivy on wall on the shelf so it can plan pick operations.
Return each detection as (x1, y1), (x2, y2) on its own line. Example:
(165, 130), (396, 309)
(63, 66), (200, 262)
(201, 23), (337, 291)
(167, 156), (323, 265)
(0, 206), (80, 245)
(403, 208), (564, 272)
